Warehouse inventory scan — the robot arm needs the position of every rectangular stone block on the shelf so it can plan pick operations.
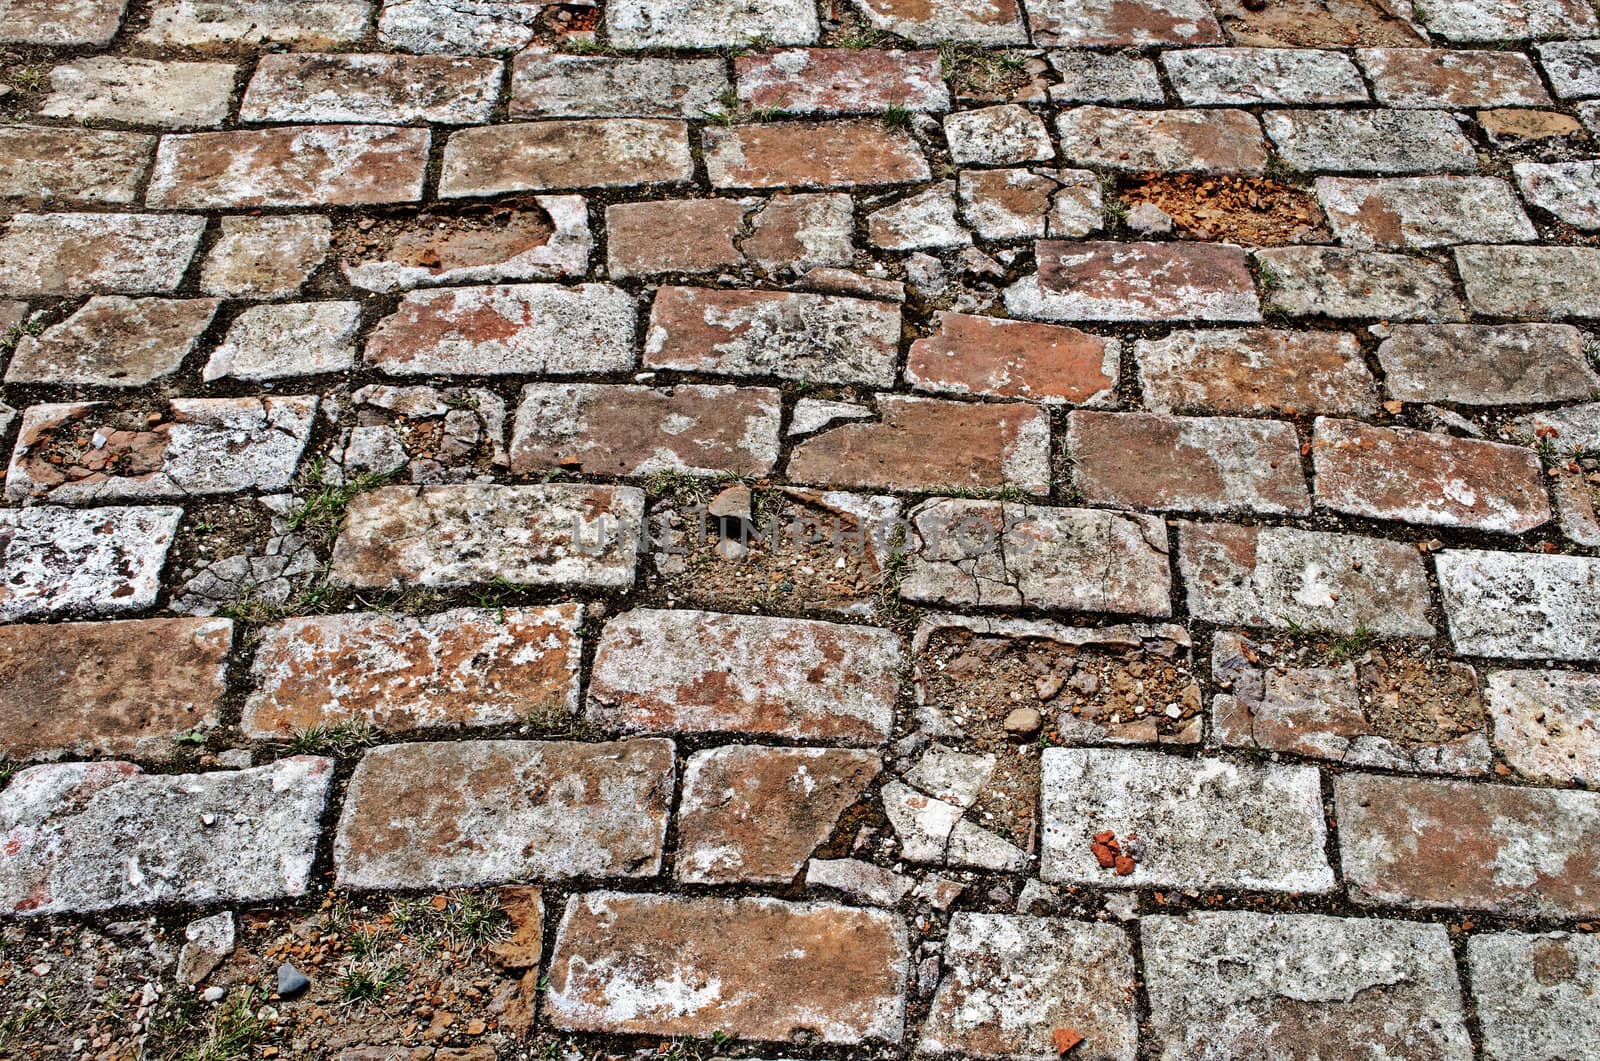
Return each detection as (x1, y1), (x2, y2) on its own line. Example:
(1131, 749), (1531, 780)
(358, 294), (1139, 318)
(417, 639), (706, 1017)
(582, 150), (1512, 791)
(147, 125), (428, 208)
(1162, 47), (1367, 104)
(329, 483), (644, 591)
(1359, 47), (1552, 107)
(1006, 241), (1261, 323)
(41, 56), (237, 128)
(0, 126), (154, 207)
(0, 757), (333, 916)
(0, 618), (231, 760)
(1485, 669), (1600, 785)
(1437, 550), (1600, 661)
(606, 0), (821, 47)
(1041, 748), (1335, 892)
(1469, 931), (1600, 1061)
(1055, 107), (1268, 174)
(906, 311), (1118, 405)
(608, 194), (853, 277)
(1255, 246), (1465, 321)
(334, 739), (673, 889)
(702, 121), (930, 188)
(856, 0), (1027, 44)
(1263, 109), (1477, 173)
(0, 0), (127, 45)
(586, 608), (901, 745)
(510, 53), (729, 118)
(1416, 0), (1596, 43)
(736, 48), (949, 114)
(1377, 324), (1598, 405)
(439, 120), (693, 196)
(1456, 245), (1600, 318)
(0, 214), (206, 297)
(139, 0), (373, 47)
(1029, 0), (1223, 45)
(241, 605), (582, 738)
(1315, 176), (1535, 248)
(1135, 328), (1377, 416)
(1337, 771), (1600, 917)
(545, 892), (907, 1044)
(0, 505), (181, 622)
(4, 296), (220, 387)
(241, 53), (502, 124)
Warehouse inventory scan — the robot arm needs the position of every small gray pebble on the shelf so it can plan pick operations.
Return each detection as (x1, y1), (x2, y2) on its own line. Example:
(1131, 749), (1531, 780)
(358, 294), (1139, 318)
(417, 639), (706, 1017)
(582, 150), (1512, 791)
(277, 962), (310, 999)
(202, 986), (226, 1002)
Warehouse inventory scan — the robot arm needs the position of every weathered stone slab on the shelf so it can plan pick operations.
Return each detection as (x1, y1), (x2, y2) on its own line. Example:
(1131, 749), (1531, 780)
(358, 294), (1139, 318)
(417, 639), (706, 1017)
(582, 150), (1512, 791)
(920, 914), (1137, 1060)
(1359, 47), (1552, 107)
(1030, 0), (1223, 45)
(945, 105), (1053, 165)
(957, 167), (1103, 240)
(606, 0), (820, 48)
(607, 194), (852, 277)
(1163, 47), (1367, 104)
(1263, 109), (1476, 173)
(242, 605), (581, 738)
(676, 745), (880, 884)
(1069, 411), (1309, 516)
(1469, 932), (1600, 1061)
(1143, 912), (1471, 1060)
(0, 506), (181, 622)
(0, 757), (332, 916)
(510, 53), (729, 118)
(1486, 669), (1600, 785)
(202, 302), (361, 381)
(0, 618), (230, 761)
(1483, 106), (1586, 143)
(1511, 402), (1600, 452)
(7, 397), (317, 504)
(1316, 176), (1535, 248)
(440, 120), (692, 195)
(344, 196), (591, 291)
(365, 283), (636, 375)
(737, 48), (947, 114)
(0, 127), (153, 207)
(1538, 39), (1600, 98)
(1417, 0), (1597, 42)
(1056, 106), (1266, 174)
(42, 57), (236, 128)
(901, 498), (1172, 615)
(867, 182), (968, 250)
(1337, 771), (1600, 916)
(140, 0), (373, 47)
(0, 214), (206, 298)
(242, 53), (501, 123)
(1048, 50), (1163, 103)
(1135, 328), (1377, 416)
(1437, 550), (1600, 661)
(201, 215), (331, 298)
(330, 484), (644, 590)
(1211, 0), (1426, 46)
(854, 0), (1027, 44)
(587, 609), (900, 745)
(1515, 160), (1600, 229)
(4, 297), (219, 387)
(907, 311), (1118, 405)
(377, 0), (541, 54)
(1041, 748), (1334, 891)
(545, 892), (907, 1043)
(1179, 522), (1435, 636)
(1255, 246), (1465, 321)
(644, 286), (898, 386)
(1006, 241), (1260, 323)
(0, 0), (127, 45)
(1457, 244), (1600, 317)
(148, 126), (428, 208)
(702, 121), (929, 189)
(336, 739), (670, 889)
(1378, 323), (1597, 405)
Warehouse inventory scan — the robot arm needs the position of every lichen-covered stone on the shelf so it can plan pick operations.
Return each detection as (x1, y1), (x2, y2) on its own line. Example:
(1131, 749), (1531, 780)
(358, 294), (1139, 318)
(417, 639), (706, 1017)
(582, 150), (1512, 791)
(0, 506), (181, 622)
(1436, 550), (1600, 661)
(4, 297), (220, 387)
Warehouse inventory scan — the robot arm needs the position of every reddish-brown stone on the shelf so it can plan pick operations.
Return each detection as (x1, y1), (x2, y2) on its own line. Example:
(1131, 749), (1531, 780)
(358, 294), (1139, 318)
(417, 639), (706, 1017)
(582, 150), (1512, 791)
(439, 120), (693, 196)
(606, 194), (853, 278)
(735, 48), (948, 114)
(1055, 107), (1268, 174)
(0, 126), (153, 207)
(1312, 418), (1551, 534)
(1030, 0), (1224, 45)
(0, 618), (230, 760)
(906, 311), (1119, 405)
(1008, 241), (1260, 323)
(545, 892), (908, 1043)
(1359, 48), (1552, 108)
(1135, 328), (1377, 416)
(147, 126), (429, 208)
(703, 121), (930, 188)
(786, 395), (1052, 495)
(241, 606), (582, 739)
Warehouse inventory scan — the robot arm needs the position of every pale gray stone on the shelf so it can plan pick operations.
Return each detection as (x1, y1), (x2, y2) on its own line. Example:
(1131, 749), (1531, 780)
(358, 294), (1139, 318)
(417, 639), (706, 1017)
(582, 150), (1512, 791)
(0, 214), (207, 298)
(1486, 669), (1600, 785)
(1515, 159), (1600, 229)
(853, 0), (1027, 45)
(867, 181), (970, 251)
(1456, 244), (1600, 317)
(1316, 176), (1536, 248)
(1255, 247), (1466, 321)
(1469, 932), (1600, 1061)
(1438, 549), (1600, 661)
(944, 105), (1053, 166)
(200, 215), (331, 299)
(241, 53), (502, 123)
(1511, 402), (1600, 451)
(0, 126), (154, 207)
(788, 398), (870, 436)
(42, 57), (237, 128)
(177, 912), (235, 985)
(1163, 48), (1366, 105)
(378, 0), (542, 53)
(606, 0), (819, 48)
(1538, 39), (1600, 98)
(204, 302), (361, 381)
(1377, 324), (1598, 405)
(511, 53), (730, 118)
(0, 0), (128, 45)
(5, 297), (220, 387)
(1263, 109), (1476, 173)
(0, 505), (181, 622)
(1047, 50), (1162, 104)
(140, 0), (373, 47)
(805, 858), (912, 907)
(1418, 0), (1597, 42)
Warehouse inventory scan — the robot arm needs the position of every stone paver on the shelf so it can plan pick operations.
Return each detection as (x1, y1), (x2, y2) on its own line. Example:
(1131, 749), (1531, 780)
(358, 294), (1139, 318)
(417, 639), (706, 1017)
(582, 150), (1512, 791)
(0, 214), (206, 297)
(703, 121), (930, 188)
(0, 506), (180, 622)
(605, 0), (819, 48)
(545, 892), (907, 1043)
(1457, 245), (1600, 317)
(148, 126), (428, 208)
(202, 302), (361, 382)
(0, 0), (127, 45)
(0, 757), (333, 916)
(1418, 0), (1597, 43)
(1538, 39), (1600, 98)
(439, 121), (692, 196)
(1515, 159), (1600, 229)
(1255, 246), (1466, 321)
(1006, 241), (1260, 323)
(1485, 669), (1600, 785)
(1359, 47), (1553, 107)
(1029, 0), (1223, 45)
(510, 54), (729, 119)
(854, 0), (1026, 44)
(1263, 110), (1477, 173)
(140, 0), (372, 47)
(736, 48), (948, 114)
(42, 57), (236, 128)
(1315, 176), (1536, 248)
(345, 195), (592, 290)
(377, 0), (541, 53)
(0, 127), (154, 207)
(608, 193), (851, 277)
(0, 618), (231, 761)
(1055, 107), (1267, 174)
(4, 297), (219, 387)
(200, 216), (331, 299)
(907, 311), (1118, 404)
(1135, 328), (1377, 416)
(1163, 48), (1368, 105)
(241, 605), (581, 738)
(1436, 550), (1600, 661)
(586, 609), (900, 745)
(1377, 323), (1599, 404)
(1469, 932), (1600, 1061)
(241, 53), (501, 124)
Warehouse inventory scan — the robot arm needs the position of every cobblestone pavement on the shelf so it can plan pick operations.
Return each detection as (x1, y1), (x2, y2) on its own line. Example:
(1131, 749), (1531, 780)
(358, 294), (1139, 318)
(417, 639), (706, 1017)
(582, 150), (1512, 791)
(4, 0), (1600, 1058)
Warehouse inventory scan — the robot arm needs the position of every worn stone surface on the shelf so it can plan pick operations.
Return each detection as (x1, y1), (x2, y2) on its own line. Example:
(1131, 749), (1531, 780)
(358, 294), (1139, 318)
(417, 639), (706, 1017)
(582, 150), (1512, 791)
(1486, 669), (1600, 785)
(7, 397), (317, 504)
(1030, 0), (1222, 45)
(0, 0), (127, 45)
(907, 311), (1118, 404)
(139, 1), (373, 47)
(1360, 47), (1552, 107)
(545, 892), (907, 1043)
(1163, 47), (1368, 105)
(587, 609), (900, 745)
(786, 395), (1050, 495)
(201, 216), (332, 299)
(335, 739), (673, 888)
(1482, 106), (1585, 143)
(329, 483), (644, 590)
(1263, 109), (1477, 173)
(1070, 411), (1310, 516)
(1514, 159), (1600, 229)
(1418, 0), (1597, 42)
(1048, 50), (1162, 102)
(1377, 323), (1598, 404)
(440, 121), (692, 196)
(737, 48), (947, 114)
(1312, 418), (1551, 533)
(0, 505), (180, 622)
(42, 57), (236, 127)
(1007, 241), (1260, 323)
(242, 53), (501, 123)
(0, 618), (230, 761)
(1457, 244), (1600, 317)
(4, 297), (219, 387)
(1136, 328), (1377, 416)
(1041, 748), (1334, 891)
(1469, 932), (1600, 1061)
(1436, 550), (1600, 661)
(242, 605), (581, 737)
(1254, 246), (1465, 321)
(676, 745), (879, 884)
(868, 182), (969, 251)
(703, 121), (929, 189)
(609, 194), (851, 277)
(1056, 107), (1267, 174)
(377, 0), (541, 53)
(1337, 771), (1600, 916)
(920, 914), (1137, 1060)
(1315, 176), (1535, 248)
(854, 0), (1026, 44)
(510, 53), (726, 119)
(1142, 912), (1471, 1061)
(0, 214), (206, 298)
(0, 126), (153, 207)
(510, 383), (781, 477)
(900, 498), (1172, 615)
(944, 105), (1053, 166)
(203, 302), (360, 381)
(1538, 39), (1600, 98)
(957, 167), (1102, 240)
(345, 196), (591, 291)
(365, 282), (635, 375)
(644, 286), (898, 386)
(149, 126), (427, 208)
(605, 0), (820, 48)
(0, 757), (332, 916)
(1180, 522), (1435, 636)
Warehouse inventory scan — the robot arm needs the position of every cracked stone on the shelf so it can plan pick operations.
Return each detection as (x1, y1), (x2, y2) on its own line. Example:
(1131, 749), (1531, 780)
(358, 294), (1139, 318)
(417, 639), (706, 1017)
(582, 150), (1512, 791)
(957, 167), (1104, 240)
(203, 302), (361, 381)
(440, 120), (692, 195)
(511, 53), (729, 118)
(868, 181), (970, 251)
(608, 194), (852, 277)
(1514, 160), (1600, 230)
(4, 297), (220, 387)
(805, 858), (913, 907)
(344, 196), (591, 291)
